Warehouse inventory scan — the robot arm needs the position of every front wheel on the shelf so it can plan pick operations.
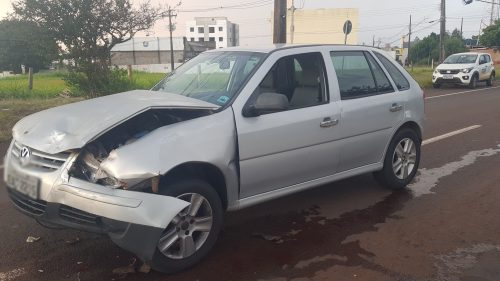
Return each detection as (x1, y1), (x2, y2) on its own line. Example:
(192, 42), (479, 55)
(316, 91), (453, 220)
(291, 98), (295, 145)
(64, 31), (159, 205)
(432, 83), (441, 89)
(469, 74), (478, 89)
(151, 179), (223, 274)
(374, 128), (421, 190)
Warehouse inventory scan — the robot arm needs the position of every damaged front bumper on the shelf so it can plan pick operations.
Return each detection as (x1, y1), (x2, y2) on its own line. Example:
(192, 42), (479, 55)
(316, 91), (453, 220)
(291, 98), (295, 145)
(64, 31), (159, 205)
(3, 140), (189, 262)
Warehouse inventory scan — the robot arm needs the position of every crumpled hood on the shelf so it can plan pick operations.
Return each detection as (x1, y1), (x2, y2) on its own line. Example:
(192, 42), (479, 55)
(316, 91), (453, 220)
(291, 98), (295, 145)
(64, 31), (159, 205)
(13, 90), (218, 154)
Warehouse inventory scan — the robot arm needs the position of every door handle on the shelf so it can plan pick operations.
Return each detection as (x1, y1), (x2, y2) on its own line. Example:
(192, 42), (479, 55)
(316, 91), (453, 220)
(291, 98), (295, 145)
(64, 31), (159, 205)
(390, 103), (403, 112)
(320, 118), (339, 128)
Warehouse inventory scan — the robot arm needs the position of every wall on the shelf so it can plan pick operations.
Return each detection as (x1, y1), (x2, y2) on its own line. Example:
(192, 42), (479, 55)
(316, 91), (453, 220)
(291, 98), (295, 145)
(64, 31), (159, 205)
(286, 8), (359, 45)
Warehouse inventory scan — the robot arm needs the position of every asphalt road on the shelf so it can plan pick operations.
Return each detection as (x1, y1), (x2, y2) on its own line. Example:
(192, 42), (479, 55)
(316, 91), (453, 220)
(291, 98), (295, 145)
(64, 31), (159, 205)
(1, 84), (500, 281)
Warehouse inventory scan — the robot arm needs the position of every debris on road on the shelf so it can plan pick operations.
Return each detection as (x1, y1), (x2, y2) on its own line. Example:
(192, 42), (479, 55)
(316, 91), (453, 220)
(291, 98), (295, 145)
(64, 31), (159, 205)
(65, 237), (81, 245)
(26, 236), (41, 243)
(138, 263), (151, 273)
(38, 269), (44, 273)
(252, 232), (284, 244)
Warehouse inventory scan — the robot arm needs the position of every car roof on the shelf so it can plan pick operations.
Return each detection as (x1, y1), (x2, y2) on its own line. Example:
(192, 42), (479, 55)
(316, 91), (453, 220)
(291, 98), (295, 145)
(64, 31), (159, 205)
(451, 52), (487, 56)
(205, 44), (381, 54)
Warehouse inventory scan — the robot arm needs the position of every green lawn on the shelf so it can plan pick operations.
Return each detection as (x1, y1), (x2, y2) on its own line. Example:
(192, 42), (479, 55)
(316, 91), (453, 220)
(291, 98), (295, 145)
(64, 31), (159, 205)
(0, 71), (167, 99)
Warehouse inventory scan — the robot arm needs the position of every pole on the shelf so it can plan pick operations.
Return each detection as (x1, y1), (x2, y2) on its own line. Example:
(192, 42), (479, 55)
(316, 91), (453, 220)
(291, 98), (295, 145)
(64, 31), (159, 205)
(460, 17), (464, 39)
(491, 0), (495, 25)
(290, 0), (295, 44)
(28, 67), (33, 90)
(273, 0), (286, 44)
(478, 19), (483, 45)
(157, 37), (161, 64)
(372, 35), (375, 47)
(168, 9), (176, 72)
(408, 15), (412, 66)
(439, 0), (446, 62)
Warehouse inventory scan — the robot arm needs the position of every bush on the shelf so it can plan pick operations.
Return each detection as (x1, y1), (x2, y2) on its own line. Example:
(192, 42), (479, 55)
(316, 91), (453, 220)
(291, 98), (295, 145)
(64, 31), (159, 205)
(63, 68), (135, 97)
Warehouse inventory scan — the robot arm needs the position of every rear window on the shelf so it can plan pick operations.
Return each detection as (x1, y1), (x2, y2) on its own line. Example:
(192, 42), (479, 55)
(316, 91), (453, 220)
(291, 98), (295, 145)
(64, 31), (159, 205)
(374, 52), (410, 91)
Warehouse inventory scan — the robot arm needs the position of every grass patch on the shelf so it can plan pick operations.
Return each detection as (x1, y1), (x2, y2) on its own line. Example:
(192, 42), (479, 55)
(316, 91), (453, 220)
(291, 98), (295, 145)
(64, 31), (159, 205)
(406, 67), (434, 89)
(0, 71), (167, 99)
(0, 98), (83, 143)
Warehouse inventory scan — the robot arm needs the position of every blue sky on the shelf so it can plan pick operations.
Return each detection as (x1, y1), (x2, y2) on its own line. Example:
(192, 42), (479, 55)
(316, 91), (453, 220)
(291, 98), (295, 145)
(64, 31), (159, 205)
(0, 0), (493, 46)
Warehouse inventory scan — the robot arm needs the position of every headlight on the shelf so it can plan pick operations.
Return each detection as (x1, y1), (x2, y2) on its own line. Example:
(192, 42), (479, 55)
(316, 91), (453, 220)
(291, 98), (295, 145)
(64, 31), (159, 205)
(434, 70), (439, 74)
(461, 68), (473, 73)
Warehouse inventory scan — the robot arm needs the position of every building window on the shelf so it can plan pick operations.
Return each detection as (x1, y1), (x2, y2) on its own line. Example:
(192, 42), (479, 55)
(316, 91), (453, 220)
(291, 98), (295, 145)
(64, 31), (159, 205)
(209, 27), (215, 33)
(190, 27), (194, 32)
(219, 27), (223, 32)
(198, 27), (204, 33)
(218, 37), (223, 42)
(199, 37), (204, 42)
(190, 38), (194, 42)
(209, 37), (215, 42)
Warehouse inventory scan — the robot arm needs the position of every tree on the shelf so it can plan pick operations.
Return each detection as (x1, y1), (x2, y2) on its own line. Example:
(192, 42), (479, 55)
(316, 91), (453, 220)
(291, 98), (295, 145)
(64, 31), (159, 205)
(0, 20), (58, 73)
(451, 28), (462, 39)
(409, 32), (468, 65)
(11, 0), (169, 96)
(479, 19), (500, 47)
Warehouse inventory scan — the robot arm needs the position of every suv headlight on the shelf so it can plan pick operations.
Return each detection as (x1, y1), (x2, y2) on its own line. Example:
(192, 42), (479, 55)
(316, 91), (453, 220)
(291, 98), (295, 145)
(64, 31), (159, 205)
(461, 68), (473, 73)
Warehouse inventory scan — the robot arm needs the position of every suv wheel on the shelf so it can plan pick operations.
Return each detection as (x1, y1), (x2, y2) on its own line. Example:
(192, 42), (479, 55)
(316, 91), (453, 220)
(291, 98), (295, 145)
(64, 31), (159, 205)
(432, 83), (441, 89)
(151, 179), (223, 273)
(374, 128), (421, 189)
(486, 72), (495, 86)
(469, 74), (478, 89)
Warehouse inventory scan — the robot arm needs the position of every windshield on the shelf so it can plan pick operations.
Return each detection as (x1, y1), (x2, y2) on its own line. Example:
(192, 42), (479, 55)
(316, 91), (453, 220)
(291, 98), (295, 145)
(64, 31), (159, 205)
(153, 52), (264, 106)
(443, 54), (477, 64)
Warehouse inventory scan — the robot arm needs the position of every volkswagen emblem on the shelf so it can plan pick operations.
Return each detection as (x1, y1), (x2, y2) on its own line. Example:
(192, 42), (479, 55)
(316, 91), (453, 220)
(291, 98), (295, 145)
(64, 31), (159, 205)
(19, 146), (31, 166)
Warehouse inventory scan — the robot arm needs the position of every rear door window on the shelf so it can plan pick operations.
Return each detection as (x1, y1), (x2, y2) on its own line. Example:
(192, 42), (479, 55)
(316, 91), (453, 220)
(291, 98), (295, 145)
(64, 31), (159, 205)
(374, 52), (410, 91)
(330, 51), (394, 99)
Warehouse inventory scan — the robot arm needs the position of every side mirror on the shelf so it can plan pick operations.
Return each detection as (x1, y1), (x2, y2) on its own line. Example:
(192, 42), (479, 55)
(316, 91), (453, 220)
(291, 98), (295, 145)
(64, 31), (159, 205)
(244, 92), (289, 117)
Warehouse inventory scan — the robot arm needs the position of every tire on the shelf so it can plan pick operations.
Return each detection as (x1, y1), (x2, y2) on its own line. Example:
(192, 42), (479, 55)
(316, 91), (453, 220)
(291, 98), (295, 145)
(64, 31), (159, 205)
(486, 72), (495, 86)
(432, 83), (441, 89)
(150, 178), (223, 274)
(469, 74), (478, 89)
(374, 128), (421, 190)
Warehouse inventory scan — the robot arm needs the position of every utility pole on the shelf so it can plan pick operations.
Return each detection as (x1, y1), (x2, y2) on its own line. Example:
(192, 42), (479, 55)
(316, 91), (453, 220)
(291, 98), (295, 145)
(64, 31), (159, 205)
(273, 0), (287, 44)
(439, 0), (446, 62)
(289, 0), (296, 44)
(491, 0), (495, 25)
(460, 17), (464, 39)
(167, 2), (182, 72)
(408, 15), (412, 66)
(372, 35), (375, 47)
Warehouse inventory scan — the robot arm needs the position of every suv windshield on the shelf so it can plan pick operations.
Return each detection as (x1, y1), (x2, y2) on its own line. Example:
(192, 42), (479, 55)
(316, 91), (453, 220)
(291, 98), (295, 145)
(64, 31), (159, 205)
(443, 54), (478, 64)
(153, 52), (264, 106)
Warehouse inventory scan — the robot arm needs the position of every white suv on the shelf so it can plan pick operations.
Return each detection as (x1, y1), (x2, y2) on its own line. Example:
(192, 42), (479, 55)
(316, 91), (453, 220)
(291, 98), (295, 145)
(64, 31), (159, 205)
(432, 52), (495, 89)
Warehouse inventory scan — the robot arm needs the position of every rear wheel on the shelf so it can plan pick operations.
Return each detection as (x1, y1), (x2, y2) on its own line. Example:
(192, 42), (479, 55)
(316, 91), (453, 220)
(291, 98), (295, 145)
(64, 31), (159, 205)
(486, 72), (495, 86)
(151, 179), (223, 274)
(374, 128), (421, 190)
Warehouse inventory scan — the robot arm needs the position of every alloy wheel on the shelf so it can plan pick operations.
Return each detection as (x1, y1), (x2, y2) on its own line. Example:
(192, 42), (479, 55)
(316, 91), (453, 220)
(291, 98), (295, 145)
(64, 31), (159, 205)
(157, 193), (213, 259)
(392, 138), (417, 180)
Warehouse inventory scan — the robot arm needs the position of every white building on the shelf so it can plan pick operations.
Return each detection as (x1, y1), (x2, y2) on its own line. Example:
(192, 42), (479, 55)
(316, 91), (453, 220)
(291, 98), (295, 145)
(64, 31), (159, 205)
(185, 17), (239, 49)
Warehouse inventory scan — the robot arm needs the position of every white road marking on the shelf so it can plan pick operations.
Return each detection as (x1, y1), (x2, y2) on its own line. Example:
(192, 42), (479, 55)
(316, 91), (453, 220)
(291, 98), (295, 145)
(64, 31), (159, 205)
(422, 125), (482, 146)
(425, 86), (500, 100)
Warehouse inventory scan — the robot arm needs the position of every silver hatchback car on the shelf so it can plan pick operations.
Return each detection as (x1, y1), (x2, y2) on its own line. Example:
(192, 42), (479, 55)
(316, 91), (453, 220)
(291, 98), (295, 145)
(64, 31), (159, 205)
(3, 45), (424, 273)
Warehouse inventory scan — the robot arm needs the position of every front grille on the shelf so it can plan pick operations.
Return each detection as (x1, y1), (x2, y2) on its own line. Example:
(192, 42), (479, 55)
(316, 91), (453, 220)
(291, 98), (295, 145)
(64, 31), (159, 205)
(439, 69), (460, 74)
(11, 141), (70, 172)
(59, 205), (100, 226)
(9, 189), (47, 216)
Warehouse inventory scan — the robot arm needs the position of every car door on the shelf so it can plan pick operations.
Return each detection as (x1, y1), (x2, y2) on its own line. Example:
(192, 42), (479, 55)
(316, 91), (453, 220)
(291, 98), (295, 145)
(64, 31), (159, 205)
(329, 50), (405, 172)
(233, 50), (341, 198)
(478, 55), (489, 80)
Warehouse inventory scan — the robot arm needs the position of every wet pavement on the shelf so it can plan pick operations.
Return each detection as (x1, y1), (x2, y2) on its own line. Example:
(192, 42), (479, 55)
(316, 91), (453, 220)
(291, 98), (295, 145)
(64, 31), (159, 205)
(1, 85), (500, 281)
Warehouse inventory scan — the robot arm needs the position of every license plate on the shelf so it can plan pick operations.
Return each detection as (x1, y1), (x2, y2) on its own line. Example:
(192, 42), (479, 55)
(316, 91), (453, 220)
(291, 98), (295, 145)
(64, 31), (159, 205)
(443, 74), (454, 79)
(6, 170), (40, 200)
